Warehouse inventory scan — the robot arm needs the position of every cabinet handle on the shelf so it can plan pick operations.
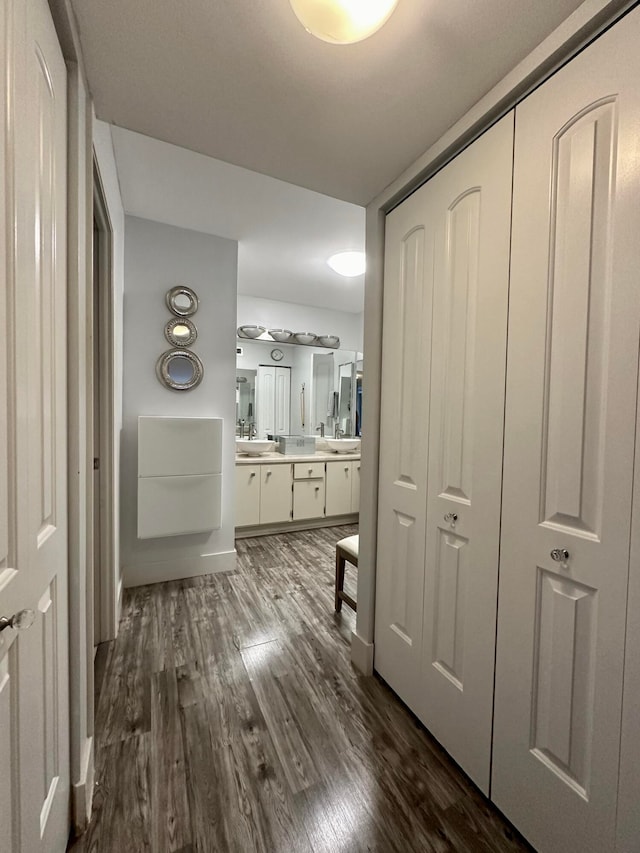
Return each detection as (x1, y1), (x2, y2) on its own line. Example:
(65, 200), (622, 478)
(315, 486), (320, 492)
(250, 472), (256, 478)
(266, 470), (271, 477)
(308, 468), (313, 474)
(344, 466), (349, 472)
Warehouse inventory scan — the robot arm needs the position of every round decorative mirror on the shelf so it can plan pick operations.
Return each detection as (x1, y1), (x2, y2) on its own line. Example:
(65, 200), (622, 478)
(164, 317), (197, 347)
(156, 349), (204, 391)
(166, 285), (199, 317)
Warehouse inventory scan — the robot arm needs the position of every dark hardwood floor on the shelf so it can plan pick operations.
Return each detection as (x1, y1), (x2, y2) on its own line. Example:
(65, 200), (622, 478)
(70, 525), (532, 853)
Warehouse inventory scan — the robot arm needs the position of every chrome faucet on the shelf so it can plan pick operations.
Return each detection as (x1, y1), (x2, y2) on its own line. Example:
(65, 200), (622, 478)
(334, 423), (344, 439)
(316, 423), (325, 437)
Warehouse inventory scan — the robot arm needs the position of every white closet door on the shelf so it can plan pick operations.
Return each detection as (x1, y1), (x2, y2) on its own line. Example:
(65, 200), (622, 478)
(374, 182), (435, 714)
(256, 365), (275, 438)
(274, 367), (291, 435)
(420, 114), (513, 793)
(493, 9), (640, 852)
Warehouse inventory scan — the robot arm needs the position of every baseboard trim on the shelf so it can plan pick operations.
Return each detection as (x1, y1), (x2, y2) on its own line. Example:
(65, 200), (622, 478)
(350, 631), (374, 676)
(123, 549), (237, 587)
(72, 735), (94, 835)
(235, 514), (358, 539)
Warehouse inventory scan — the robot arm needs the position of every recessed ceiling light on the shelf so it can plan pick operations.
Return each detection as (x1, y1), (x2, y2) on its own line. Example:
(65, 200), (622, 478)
(327, 251), (366, 277)
(290, 0), (399, 45)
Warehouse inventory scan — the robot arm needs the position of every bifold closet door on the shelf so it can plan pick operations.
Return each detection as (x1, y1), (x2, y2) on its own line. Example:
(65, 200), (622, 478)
(492, 8), (640, 853)
(375, 113), (514, 783)
(420, 114), (513, 792)
(374, 179), (435, 715)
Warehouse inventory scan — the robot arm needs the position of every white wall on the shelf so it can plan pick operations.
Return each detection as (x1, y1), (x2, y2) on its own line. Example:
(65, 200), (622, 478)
(93, 119), (125, 629)
(237, 294), (364, 352)
(121, 215), (238, 586)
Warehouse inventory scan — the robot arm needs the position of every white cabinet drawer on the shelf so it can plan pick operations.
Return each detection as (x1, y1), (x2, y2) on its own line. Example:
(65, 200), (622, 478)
(293, 461), (325, 480)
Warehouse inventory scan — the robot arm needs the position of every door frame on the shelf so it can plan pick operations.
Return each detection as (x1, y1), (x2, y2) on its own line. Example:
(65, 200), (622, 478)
(92, 157), (118, 644)
(352, 0), (638, 676)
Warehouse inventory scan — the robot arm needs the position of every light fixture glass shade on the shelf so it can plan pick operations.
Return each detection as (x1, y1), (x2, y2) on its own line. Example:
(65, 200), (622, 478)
(327, 251), (366, 277)
(290, 0), (399, 45)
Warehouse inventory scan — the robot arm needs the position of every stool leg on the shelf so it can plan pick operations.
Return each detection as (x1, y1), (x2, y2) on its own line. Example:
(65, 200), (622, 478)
(335, 551), (345, 612)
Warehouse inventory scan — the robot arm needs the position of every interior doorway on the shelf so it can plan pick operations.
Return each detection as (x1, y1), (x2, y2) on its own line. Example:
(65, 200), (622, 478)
(92, 161), (116, 646)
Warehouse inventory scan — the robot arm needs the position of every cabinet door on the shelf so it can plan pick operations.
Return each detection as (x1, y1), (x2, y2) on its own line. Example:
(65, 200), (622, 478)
(235, 466), (260, 527)
(260, 465), (292, 525)
(493, 11), (640, 852)
(293, 480), (325, 520)
(325, 461), (352, 517)
(351, 461), (360, 513)
(420, 114), (513, 793)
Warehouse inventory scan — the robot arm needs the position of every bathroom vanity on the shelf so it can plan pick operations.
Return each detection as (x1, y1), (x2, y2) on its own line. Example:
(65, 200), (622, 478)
(235, 449), (360, 537)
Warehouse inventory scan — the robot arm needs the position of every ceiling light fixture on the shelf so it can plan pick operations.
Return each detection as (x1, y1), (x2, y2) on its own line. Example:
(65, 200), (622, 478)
(289, 0), (399, 45)
(327, 251), (366, 277)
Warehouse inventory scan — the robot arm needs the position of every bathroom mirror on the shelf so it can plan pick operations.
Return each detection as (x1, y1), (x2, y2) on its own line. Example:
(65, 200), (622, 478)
(166, 285), (199, 317)
(237, 337), (362, 437)
(165, 317), (197, 347)
(156, 349), (204, 391)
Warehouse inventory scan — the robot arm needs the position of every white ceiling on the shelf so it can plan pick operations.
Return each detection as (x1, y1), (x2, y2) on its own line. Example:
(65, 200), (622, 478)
(73, 0), (587, 206)
(110, 125), (366, 313)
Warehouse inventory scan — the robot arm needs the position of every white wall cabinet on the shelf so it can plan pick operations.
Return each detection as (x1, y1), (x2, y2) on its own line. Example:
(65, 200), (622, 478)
(375, 7), (640, 852)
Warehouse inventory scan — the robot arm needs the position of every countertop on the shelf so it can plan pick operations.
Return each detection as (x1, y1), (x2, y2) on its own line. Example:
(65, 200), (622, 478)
(235, 450), (361, 465)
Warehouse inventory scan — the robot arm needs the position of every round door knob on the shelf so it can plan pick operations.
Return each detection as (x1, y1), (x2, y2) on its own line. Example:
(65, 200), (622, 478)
(550, 548), (570, 562)
(444, 512), (458, 524)
(0, 609), (36, 633)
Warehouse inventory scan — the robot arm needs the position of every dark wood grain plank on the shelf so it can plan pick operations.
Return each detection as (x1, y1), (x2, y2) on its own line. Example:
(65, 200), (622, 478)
(71, 525), (532, 853)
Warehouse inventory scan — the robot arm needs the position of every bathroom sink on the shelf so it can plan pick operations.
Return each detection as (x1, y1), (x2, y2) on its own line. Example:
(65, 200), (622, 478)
(236, 439), (274, 456)
(325, 438), (361, 453)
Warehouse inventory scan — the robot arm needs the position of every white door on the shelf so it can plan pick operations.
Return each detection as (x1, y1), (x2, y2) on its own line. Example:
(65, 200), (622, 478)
(0, 0), (69, 850)
(256, 364), (275, 438)
(274, 366), (291, 435)
(420, 114), (513, 793)
(374, 179), (436, 715)
(492, 9), (640, 852)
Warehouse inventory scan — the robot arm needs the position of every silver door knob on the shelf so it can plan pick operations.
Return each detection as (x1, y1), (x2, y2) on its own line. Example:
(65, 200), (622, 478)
(444, 512), (458, 524)
(550, 548), (570, 562)
(0, 609), (36, 633)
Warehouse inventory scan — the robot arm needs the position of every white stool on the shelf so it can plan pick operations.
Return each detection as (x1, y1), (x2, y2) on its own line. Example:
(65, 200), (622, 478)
(335, 534), (358, 612)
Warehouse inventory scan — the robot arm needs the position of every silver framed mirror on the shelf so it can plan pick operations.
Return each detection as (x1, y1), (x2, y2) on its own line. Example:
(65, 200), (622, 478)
(166, 285), (199, 317)
(156, 349), (204, 391)
(164, 316), (197, 347)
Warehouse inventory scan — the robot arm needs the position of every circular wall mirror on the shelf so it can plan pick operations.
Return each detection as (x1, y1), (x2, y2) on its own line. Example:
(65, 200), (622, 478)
(156, 349), (204, 391)
(164, 317), (197, 347)
(166, 285), (199, 317)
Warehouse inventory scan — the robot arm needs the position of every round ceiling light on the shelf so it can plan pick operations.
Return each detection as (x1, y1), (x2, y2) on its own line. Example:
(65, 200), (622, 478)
(327, 251), (366, 277)
(289, 0), (399, 45)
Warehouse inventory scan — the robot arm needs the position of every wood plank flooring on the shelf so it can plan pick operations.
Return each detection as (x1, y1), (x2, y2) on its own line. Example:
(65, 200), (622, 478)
(69, 525), (532, 853)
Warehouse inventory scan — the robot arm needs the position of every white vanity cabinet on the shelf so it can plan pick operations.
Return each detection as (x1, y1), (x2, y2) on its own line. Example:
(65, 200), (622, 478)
(326, 460), (360, 517)
(235, 453), (360, 534)
(235, 462), (292, 526)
